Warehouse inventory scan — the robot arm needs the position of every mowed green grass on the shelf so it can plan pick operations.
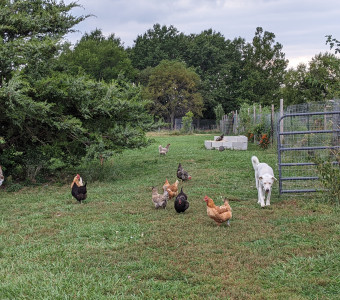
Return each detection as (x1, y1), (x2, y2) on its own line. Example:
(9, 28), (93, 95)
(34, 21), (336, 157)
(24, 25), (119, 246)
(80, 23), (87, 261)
(0, 133), (339, 299)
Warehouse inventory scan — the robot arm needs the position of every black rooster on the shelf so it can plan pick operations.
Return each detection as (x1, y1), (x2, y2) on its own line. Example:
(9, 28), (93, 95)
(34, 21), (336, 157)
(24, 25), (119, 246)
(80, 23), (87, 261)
(71, 174), (87, 203)
(174, 187), (189, 213)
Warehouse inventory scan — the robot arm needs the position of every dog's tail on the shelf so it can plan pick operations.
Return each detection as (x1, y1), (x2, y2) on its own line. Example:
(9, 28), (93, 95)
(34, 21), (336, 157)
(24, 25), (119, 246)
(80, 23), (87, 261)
(251, 156), (260, 170)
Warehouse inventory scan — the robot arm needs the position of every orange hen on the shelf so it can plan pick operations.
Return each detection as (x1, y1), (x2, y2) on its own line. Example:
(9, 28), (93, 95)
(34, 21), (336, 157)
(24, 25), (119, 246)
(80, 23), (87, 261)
(163, 178), (179, 199)
(204, 196), (232, 226)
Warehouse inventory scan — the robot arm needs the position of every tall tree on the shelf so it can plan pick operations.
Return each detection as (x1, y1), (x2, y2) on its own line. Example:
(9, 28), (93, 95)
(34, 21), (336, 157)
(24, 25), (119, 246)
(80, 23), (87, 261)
(145, 60), (203, 129)
(239, 27), (288, 106)
(282, 63), (309, 105)
(0, 1), (153, 180)
(129, 24), (188, 70)
(306, 53), (340, 101)
(282, 53), (340, 105)
(0, 0), (88, 85)
(184, 30), (245, 118)
(60, 29), (137, 82)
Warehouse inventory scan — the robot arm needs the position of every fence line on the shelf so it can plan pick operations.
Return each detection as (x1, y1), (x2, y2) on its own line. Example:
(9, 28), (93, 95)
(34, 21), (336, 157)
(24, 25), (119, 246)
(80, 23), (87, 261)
(163, 99), (340, 138)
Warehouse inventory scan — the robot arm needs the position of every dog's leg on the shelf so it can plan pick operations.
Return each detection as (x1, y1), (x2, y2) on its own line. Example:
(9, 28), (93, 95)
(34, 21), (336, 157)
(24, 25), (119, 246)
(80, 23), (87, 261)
(256, 185), (261, 204)
(258, 187), (265, 207)
(266, 189), (272, 206)
(255, 170), (258, 189)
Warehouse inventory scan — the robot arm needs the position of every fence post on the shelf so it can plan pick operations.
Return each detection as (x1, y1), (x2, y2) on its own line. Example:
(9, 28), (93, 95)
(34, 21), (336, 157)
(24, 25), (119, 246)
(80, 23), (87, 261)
(232, 112), (235, 134)
(234, 110), (238, 134)
(221, 114), (227, 134)
(280, 98), (284, 145)
(271, 104), (275, 145)
(253, 104), (256, 143)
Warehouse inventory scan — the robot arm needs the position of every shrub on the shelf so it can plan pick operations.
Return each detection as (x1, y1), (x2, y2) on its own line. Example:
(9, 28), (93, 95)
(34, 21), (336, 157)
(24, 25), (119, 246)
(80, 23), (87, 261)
(239, 103), (272, 147)
(246, 131), (254, 142)
(312, 149), (340, 205)
(181, 111), (194, 134)
(259, 134), (270, 149)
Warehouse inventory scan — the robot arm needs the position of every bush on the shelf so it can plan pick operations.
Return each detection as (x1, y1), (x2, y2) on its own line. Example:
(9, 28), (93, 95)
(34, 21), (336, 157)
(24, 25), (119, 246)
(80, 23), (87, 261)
(1, 76), (154, 181)
(312, 149), (340, 205)
(239, 103), (272, 147)
(181, 111), (194, 134)
(259, 134), (270, 149)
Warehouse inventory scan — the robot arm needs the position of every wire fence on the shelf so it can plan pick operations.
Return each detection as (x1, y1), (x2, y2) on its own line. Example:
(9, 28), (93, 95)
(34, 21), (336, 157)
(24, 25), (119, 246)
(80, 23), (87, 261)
(173, 118), (217, 131)
(277, 100), (340, 194)
(162, 99), (340, 138)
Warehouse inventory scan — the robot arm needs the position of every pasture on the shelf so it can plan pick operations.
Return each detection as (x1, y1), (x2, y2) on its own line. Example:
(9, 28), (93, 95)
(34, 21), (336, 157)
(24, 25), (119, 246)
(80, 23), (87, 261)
(0, 133), (339, 299)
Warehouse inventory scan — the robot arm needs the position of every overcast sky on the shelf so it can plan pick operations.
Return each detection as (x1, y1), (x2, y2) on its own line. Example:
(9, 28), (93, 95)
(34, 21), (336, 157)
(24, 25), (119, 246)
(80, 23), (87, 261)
(65, 0), (340, 68)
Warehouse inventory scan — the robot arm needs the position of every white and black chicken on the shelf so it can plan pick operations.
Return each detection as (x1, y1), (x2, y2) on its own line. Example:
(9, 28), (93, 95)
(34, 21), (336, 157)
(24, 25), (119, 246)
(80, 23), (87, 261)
(71, 174), (87, 203)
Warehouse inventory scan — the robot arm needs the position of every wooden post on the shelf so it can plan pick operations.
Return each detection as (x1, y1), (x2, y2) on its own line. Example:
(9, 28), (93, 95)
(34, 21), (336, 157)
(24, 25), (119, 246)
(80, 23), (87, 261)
(235, 110), (238, 134)
(280, 98), (284, 145)
(221, 114), (227, 134)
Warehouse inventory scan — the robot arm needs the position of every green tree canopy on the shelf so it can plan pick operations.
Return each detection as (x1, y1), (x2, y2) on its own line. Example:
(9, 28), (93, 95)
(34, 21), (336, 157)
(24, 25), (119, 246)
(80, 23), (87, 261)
(0, 0), (88, 85)
(282, 53), (340, 105)
(129, 24), (188, 70)
(184, 30), (244, 117)
(144, 60), (203, 129)
(130, 24), (289, 118)
(239, 27), (288, 106)
(307, 52), (340, 100)
(281, 64), (309, 105)
(60, 29), (137, 82)
(0, 0), (154, 180)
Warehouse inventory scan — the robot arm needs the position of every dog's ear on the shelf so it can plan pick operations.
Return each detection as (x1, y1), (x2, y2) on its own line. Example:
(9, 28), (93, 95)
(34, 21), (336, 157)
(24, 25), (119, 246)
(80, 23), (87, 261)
(273, 176), (277, 181)
(259, 176), (263, 180)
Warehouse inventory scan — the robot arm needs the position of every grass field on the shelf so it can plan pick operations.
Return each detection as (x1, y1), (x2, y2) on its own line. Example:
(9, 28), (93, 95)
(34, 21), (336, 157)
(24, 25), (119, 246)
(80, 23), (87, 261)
(0, 133), (339, 299)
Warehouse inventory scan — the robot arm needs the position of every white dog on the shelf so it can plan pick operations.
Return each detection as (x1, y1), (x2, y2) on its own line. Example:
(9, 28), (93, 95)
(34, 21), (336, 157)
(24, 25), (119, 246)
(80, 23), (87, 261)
(251, 156), (277, 207)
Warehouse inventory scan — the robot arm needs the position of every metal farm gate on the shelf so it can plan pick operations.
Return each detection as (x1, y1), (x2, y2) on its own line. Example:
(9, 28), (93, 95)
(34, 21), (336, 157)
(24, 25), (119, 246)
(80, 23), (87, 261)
(277, 107), (340, 194)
